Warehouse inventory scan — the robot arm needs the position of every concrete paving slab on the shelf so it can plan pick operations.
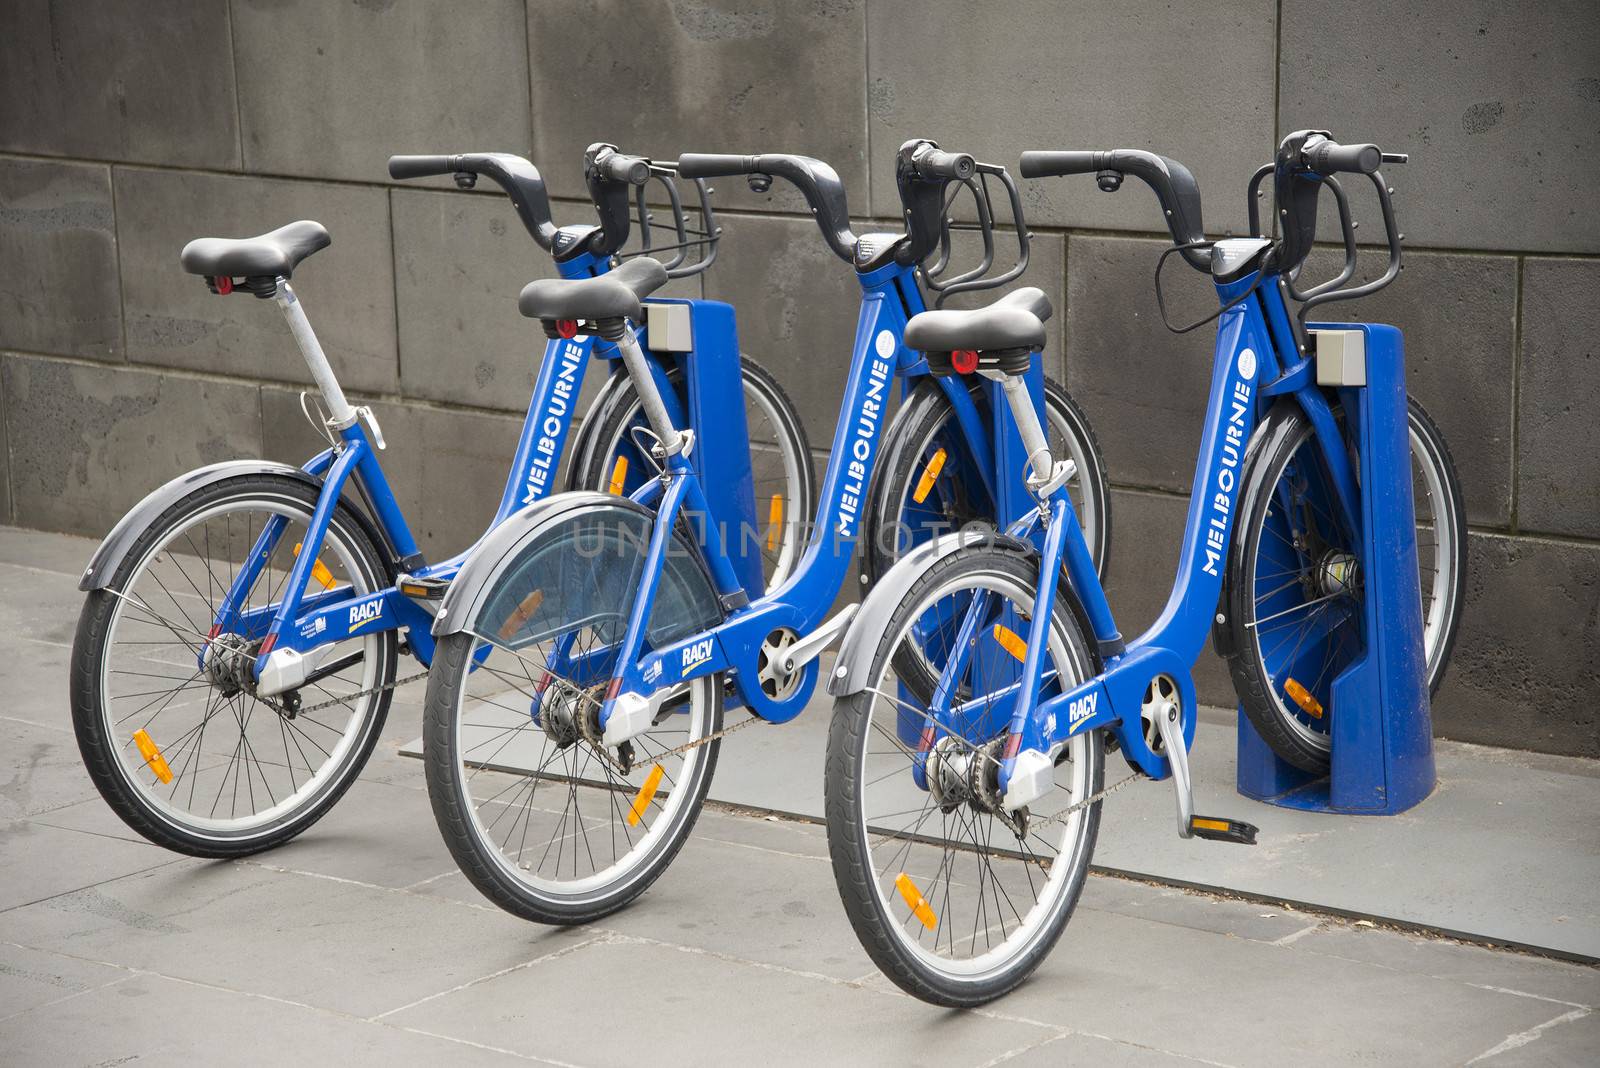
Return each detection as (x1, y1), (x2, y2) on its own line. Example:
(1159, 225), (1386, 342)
(0, 939), (125, 1021)
(0, 820), (178, 912)
(997, 906), (1569, 1068)
(261, 778), (461, 891)
(0, 967), (525, 1065)
(6, 858), (568, 1020)
(1473, 1008), (1600, 1067)
(0, 719), (103, 822)
(383, 934), (1054, 1067)
(404, 679), (1600, 959)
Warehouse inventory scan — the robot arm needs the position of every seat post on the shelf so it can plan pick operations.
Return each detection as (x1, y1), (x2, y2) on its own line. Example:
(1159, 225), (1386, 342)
(609, 326), (685, 456)
(273, 279), (356, 429)
(994, 371), (1051, 482)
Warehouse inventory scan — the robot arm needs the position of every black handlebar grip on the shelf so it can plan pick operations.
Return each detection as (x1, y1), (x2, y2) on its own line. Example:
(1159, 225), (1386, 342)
(915, 148), (976, 181)
(1018, 150), (1103, 179)
(600, 152), (652, 186)
(676, 153), (760, 179)
(1305, 140), (1382, 175)
(387, 154), (460, 180)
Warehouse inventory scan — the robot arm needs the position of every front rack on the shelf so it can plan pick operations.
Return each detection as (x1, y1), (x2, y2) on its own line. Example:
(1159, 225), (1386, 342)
(921, 163), (1031, 309)
(614, 165), (720, 280)
(1246, 161), (1405, 324)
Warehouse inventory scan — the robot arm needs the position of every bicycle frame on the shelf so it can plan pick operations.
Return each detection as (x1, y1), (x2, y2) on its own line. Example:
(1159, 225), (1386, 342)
(587, 256), (1047, 730)
(913, 259), (1365, 804)
(216, 248), (761, 688)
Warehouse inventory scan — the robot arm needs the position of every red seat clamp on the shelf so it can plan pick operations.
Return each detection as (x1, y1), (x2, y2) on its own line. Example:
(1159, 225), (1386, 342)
(952, 349), (979, 374)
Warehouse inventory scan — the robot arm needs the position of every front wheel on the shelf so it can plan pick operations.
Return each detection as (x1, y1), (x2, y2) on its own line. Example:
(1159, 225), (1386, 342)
(826, 547), (1103, 1007)
(1225, 396), (1466, 774)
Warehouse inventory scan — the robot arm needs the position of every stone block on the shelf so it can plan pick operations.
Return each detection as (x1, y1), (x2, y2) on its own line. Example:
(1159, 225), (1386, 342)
(527, 0), (868, 214)
(1279, 0), (1600, 253)
(0, 158), (121, 360)
(1516, 257), (1600, 538)
(0, 0), (239, 168)
(391, 188), (696, 412)
(260, 387), (522, 561)
(701, 211), (862, 447)
(867, 0), (1276, 234)
(1, 354), (262, 537)
(114, 168), (398, 394)
(1102, 488), (1234, 704)
(1300, 246), (1517, 527)
(230, 0), (531, 184)
(1432, 531), (1598, 757)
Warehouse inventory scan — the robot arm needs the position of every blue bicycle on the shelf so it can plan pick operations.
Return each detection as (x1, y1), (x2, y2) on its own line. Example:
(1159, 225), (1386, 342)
(823, 132), (1465, 1005)
(67, 145), (819, 856)
(419, 141), (1110, 923)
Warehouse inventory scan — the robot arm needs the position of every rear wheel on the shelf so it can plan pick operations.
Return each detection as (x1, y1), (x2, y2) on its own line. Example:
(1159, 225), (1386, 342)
(423, 504), (724, 924)
(70, 475), (397, 857)
(1226, 397), (1465, 773)
(826, 548), (1102, 1006)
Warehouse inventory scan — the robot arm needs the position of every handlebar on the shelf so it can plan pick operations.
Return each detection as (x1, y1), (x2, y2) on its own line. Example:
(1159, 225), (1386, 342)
(1021, 149), (1209, 271)
(678, 152), (857, 263)
(1303, 138), (1381, 176)
(387, 152), (559, 253)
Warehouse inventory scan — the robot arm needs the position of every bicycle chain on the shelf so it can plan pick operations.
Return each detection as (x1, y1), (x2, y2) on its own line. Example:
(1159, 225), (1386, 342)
(262, 669), (430, 716)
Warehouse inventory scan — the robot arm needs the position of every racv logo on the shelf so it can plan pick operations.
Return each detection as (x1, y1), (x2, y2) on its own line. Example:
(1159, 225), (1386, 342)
(1068, 691), (1098, 730)
(681, 638), (714, 673)
(348, 601), (384, 633)
(523, 341), (586, 505)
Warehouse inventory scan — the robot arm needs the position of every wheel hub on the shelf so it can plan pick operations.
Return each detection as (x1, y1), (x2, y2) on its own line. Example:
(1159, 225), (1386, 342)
(202, 633), (258, 697)
(1316, 551), (1360, 597)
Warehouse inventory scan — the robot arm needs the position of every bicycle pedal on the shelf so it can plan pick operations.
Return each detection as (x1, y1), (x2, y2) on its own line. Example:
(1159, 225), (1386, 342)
(1187, 814), (1258, 845)
(397, 575), (451, 600)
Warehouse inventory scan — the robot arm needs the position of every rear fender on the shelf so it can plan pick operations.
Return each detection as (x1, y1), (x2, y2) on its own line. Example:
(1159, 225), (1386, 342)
(433, 492), (724, 652)
(79, 459), (391, 591)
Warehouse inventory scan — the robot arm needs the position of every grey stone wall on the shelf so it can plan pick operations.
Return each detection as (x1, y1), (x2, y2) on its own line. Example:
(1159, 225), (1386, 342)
(1, 1), (1595, 756)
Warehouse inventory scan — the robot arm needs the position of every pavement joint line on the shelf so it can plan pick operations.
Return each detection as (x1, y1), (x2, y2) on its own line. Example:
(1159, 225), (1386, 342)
(1268, 921), (1322, 946)
(0, 558), (87, 581)
(368, 932), (608, 1021)
(391, 1025), (582, 1066)
(399, 868), (463, 890)
(1463, 983), (1594, 1011)
(592, 928), (877, 991)
(0, 944), (137, 1025)
(0, 855), (191, 916)
(17, 634), (74, 651)
(0, 711), (74, 733)
(693, 830), (831, 864)
(975, 1031), (1070, 1068)
(1463, 1006), (1593, 1064)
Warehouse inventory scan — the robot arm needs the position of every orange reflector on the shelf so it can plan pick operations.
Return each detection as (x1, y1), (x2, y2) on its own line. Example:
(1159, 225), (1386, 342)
(911, 448), (948, 505)
(1191, 816), (1231, 833)
(767, 495), (784, 552)
(293, 542), (337, 591)
(497, 588), (545, 641)
(895, 872), (937, 931)
(132, 729), (173, 785)
(627, 764), (665, 827)
(992, 623), (1027, 663)
(1284, 677), (1324, 719)
(608, 456), (628, 496)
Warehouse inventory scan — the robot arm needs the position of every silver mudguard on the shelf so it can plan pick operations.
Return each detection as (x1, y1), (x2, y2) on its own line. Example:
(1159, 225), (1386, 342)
(827, 527), (1035, 698)
(432, 491), (724, 648)
(79, 460), (329, 592)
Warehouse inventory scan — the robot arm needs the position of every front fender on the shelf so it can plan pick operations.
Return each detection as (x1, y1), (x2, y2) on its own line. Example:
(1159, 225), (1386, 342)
(434, 492), (724, 651)
(80, 460), (346, 591)
(828, 527), (1032, 698)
